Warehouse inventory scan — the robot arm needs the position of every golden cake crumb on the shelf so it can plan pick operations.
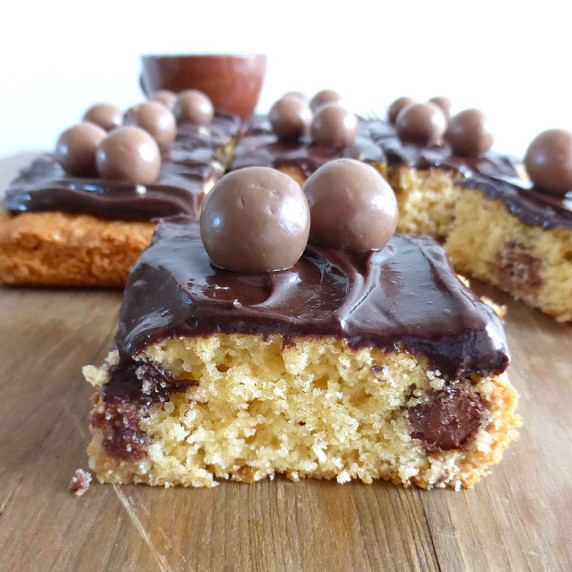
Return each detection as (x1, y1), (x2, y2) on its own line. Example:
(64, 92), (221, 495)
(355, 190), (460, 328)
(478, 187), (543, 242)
(87, 335), (520, 490)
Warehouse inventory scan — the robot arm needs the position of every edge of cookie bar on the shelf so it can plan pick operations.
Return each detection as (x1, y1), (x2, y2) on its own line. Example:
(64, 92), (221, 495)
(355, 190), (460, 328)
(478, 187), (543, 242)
(0, 211), (154, 286)
(445, 186), (572, 322)
(85, 334), (521, 490)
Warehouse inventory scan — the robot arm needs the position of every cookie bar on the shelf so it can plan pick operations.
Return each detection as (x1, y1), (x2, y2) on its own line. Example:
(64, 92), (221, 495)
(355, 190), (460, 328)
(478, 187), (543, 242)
(369, 117), (521, 239)
(447, 176), (572, 322)
(84, 216), (520, 489)
(0, 112), (240, 286)
(370, 114), (572, 322)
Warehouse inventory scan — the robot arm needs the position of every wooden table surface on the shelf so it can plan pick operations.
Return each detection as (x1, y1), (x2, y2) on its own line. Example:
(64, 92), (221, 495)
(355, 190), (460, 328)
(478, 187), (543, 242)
(1, 154), (571, 571)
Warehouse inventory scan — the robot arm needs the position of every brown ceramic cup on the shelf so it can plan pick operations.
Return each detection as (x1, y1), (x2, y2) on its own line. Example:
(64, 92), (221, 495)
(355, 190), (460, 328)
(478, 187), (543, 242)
(140, 54), (267, 120)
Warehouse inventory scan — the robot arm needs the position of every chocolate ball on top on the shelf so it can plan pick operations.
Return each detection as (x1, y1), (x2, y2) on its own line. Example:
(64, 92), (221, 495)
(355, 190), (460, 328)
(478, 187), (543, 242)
(124, 104), (143, 125)
(124, 101), (177, 148)
(173, 89), (214, 126)
(269, 95), (313, 140)
(303, 158), (398, 251)
(55, 123), (107, 177)
(446, 108), (494, 157)
(387, 96), (414, 124)
(395, 102), (447, 146)
(150, 89), (178, 110)
(282, 91), (309, 104)
(524, 129), (572, 196)
(96, 126), (161, 184)
(200, 167), (310, 273)
(311, 104), (358, 147)
(428, 96), (453, 120)
(310, 89), (343, 112)
(83, 103), (124, 131)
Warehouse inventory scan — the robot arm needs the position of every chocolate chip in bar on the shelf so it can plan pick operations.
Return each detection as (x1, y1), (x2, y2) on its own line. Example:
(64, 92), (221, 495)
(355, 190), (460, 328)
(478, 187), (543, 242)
(396, 102), (447, 146)
(174, 89), (214, 126)
(124, 101), (177, 148)
(446, 108), (494, 157)
(83, 103), (124, 131)
(96, 126), (161, 184)
(311, 104), (358, 147)
(303, 158), (398, 251)
(269, 95), (312, 140)
(200, 167), (310, 272)
(55, 123), (107, 177)
(524, 129), (572, 196)
(408, 388), (485, 451)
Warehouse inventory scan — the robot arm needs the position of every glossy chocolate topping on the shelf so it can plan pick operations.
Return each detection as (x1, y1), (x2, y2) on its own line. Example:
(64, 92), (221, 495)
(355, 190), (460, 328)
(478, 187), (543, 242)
(110, 216), (510, 387)
(149, 89), (178, 110)
(200, 167), (310, 272)
(524, 129), (572, 196)
(55, 123), (107, 177)
(303, 159), (398, 251)
(232, 121), (383, 177)
(459, 175), (572, 230)
(396, 103), (447, 146)
(310, 89), (342, 112)
(283, 91), (309, 104)
(96, 126), (162, 184)
(124, 101), (177, 148)
(269, 96), (312, 140)
(174, 90), (214, 126)
(427, 96), (453, 120)
(369, 118), (518, 178)
(387, 96), (414, 124)
(83, 103), (124, 131)
(4, 113), (240, 221)
(446, 109), (494, 158)
(311, 105), (358, 147)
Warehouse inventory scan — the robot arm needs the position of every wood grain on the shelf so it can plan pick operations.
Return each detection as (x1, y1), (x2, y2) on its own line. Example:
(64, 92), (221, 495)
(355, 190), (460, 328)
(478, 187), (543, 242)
(1, 154), (571, 571)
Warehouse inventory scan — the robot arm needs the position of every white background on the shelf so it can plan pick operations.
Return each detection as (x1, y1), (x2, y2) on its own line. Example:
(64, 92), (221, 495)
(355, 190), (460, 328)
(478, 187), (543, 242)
(0, 0), (570, 159)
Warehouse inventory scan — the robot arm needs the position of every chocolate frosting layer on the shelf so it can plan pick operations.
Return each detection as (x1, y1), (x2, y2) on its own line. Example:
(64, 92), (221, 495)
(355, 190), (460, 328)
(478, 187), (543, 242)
(369, 119), (519, 178)
(3, 112), (240, 222)
(238, 116), (569, 231)
(232, 133), (383, 176)
(459, 175), (572, 230)
(232, 117), (382, 177)
(110, 216), (509, 390)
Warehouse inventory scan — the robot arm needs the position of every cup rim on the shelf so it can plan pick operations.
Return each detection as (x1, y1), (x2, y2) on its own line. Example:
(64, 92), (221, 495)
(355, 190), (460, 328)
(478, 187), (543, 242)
(141, 53), (267, 61)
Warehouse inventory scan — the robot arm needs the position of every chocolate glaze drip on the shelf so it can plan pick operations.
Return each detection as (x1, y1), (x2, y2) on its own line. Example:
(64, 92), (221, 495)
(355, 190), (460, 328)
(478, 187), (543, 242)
(3, 112), (240, 221)
(108, 216), (509, 400)
(459, 175), (572, 230)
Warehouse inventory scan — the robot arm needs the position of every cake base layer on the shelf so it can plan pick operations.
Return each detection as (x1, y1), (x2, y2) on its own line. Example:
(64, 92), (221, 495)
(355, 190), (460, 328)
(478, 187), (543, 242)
(445, 188), (572, 322)
(0, 211), (154, 286)
(389, 166), (461, 239)
(385, 164), (572, 322)
(86, 334), (520, 490)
